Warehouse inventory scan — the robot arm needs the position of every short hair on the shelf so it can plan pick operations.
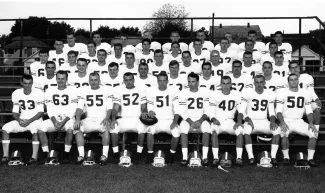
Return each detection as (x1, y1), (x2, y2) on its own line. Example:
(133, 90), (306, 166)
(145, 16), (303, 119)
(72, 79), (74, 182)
(154, 49), (163, 55)
(171, 41), (180, 48)
(21, 74), (33, 82)
(89, 72), (100, 78)
(67, 50), (78, 57)
(193, 38), (202, 43)
(170, 31), (180, 36)
(125, 52), (135, 58)
(287, 73), (298, 82)
(157, 71), (168, 80)
(274, 51), (283, 56)
(123, 72), (134, 79)
(87, 41), (96, 46)
(142, 38), (151, 44)
(274, 31), (283, 36)
(196, 28), (206, 34)
(220, 38), (229, 43)
(201, 62), (212, 69)
(56, 70), (68, 79)
(248, 30), (257, 36)
(77, 58), (88, 64)
(232, 60), (242, 66)
(113, 43), (123, 49)
(45, 61), (56, 68)
(97, 49), (107, 55)
(288, 61), (299, 69)
(119, 33), (128, 38)
(245, 39), (254, 45)
(182, 51), (191, 57)
(169, 60), (179, 68)
(243, 51), (253, 56)
(254, 74), (265, 82)
(66, 32), (75, 37)
(139, 62), (148, 68)
(269, 41), (278, 48)
(221, 75), (231, 84)
(188, 72), (199, 81)
(92, 32), (101, 38)
(54, 39), (64, 43)
(39, 49), (49, 55)
(262, 61), (273, 68)
(108, 62), (119, 69)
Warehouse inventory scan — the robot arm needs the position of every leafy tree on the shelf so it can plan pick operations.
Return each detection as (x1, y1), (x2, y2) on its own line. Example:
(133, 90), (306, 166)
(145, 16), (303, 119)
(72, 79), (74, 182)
(75, 28), (90, 38)
(119, 26), (141, 36)
(93, 25), (119, 42)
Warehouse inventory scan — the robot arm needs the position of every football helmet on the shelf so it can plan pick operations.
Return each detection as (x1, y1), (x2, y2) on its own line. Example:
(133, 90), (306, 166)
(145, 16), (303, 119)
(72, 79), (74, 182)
(219, 152), (233, 168)
(119, 149), (132, 167)
(257, 134), (272, 142)
(45, 150), (60, 166)
(83, 150), (96, 166)
(294, 152), (310, 169)
(8, 150), (24, 166)
(188, 151), (202, 168)
(152, 150), (166, 167)
(257, 151), (272, 168)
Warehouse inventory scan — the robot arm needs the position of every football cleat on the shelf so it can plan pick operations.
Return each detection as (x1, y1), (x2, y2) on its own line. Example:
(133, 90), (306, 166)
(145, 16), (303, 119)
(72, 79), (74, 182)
(45, 150), (60, 166)
(119, 149), (132, 167)
(271, 158), (279, 167)
(152, 150), (166, 167)
(83, 150), (96, 166)
(257, 151), (272, 168)
(75, 156), (85, 165)
(99, 155), (108, 165)
(26, 158), (37, 166)
(236, 158), (243, 167)
(180, 159), (188, 167)
(1, 157), (9, 165)
(8, 150), (24, 166)
(139, 116), (158, 126)
(188, 151), (202, 168)
(62, 152), (71, 164)
(248, 158), (256, 165)
(283, 158), (290, 166)
(219, 152), (233, 168)
(294, 152), (309, 169)
(202, 158), (209, 167)
(308, 159), (318, 167)
(212, 159), (219, 167)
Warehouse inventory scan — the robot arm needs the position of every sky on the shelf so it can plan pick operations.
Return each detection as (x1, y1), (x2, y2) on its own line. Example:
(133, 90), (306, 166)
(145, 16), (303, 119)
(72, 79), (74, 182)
(0, 0), (324, 37)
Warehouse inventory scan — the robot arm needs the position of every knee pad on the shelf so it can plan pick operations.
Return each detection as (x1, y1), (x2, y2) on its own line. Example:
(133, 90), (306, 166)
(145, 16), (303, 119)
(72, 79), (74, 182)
(147, 126), (156, 135)
(243, 124), (253, 135)
(180, 121), (190, 134)
(201, 121), (212, 134)
(211, 124), (220, 135)
(235, 125), (243, 136)
(171, 127), (181, 138)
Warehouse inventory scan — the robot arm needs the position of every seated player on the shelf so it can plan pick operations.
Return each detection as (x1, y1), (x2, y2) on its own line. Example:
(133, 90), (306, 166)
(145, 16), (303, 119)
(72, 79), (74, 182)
(146, 71), (181, 164)
(59, 50), (78, 74)
(1, 74), (44, 165)
(273, 51), (289, 77)
(164, 42), (183, 65)
(227, 60), (253, 92)
(135, 38), (154, 64)
(168, 60), (187, 91)
(208, 50), (231, 79)
(180, 51), (202, 75)
(135, 30), (161, 52)
(190, 39), (210, 66)
(110, 72), (148, 164)
(241, 51), (262, 78)
(178, 72), (211, 167)
(150, 49), (169, 76)
(74, 72), (112, 165)
(106, 43), (125, 65)
(34, 61), (57, 92)
(135, 62), (157, 88)
(240, 75), (280, 166)
(93, 32), (111, 55)
(261, 61), (286, 92)
(67, 58), (90, 88)
(88, 49), (109, 76)
(260, 42), (278, 65)
(238, 30), (265, 52)
(38, 70), (85, 164)
(209, 76), (244, 167)
(162, 31), (188, 54)
(29, 49), (51, 78)
(119, 52), (139, 76)
(101, 62), (123, 88)
(237, 40), (262, 65)
(189, 29), (214, 52)
(218, 38), (238, 65)
(49, 39), (67, 67)
(214, 32), (239, 53)
(276, 74), (318, 167)
(199, 62), (220, 91)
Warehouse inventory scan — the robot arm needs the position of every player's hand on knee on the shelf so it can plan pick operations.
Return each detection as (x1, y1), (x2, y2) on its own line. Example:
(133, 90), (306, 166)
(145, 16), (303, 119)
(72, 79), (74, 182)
(74, 120), (82, 130)
(279, 122), (289, 133)
(244, 117), (254, 129)
(233, 122), (243, 130)
(148, 111), (156, 118)
(110, 120), (118, 129)
(315, 99), (322, 108)
(100, 117), (110, 127)
(170, 122), (178, 130)
(211, 118), (220, 126)
(140, 112), (148, 119)
(270, 121), (278, 131)
(308, 123), (317, 134)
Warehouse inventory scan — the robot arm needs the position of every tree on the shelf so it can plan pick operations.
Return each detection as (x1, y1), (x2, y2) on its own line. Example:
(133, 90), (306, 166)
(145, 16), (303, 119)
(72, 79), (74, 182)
(49, 21), (74, 41)
(119, 26), (141, 36)
(75, 28), (90, 38)
(93, 25), (119, 42)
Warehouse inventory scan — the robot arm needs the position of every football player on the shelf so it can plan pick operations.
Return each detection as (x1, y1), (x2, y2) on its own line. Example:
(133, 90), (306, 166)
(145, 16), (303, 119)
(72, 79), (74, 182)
(162, 31), (188, 54)
(135, 62), (157, 88)
(264, 31), (292, 61)
(106, 43), (125, 65)
(168, 60), (187, 91)
(260, 42), (278, 65)
(67, 58), (90, 88)
(146, 71), (181, 163)
(63, 32), (87, 55)
(119, 53), (138, 76)
(59, 50), (78, 74)
(240, 75), (280, 166)
(199, 62), (220, 91)
(209, 50), (232, 79)
(209, 75), (244, 167)
(29, 49), (51, 78)
(117, 33), (136, 54)
(227, 60), (253, 92)
(262, 61), (286, 92)
(80, 41), (98, 64)
(1, 74), (44, 165)
(135, 38), (154, 64)
(38, 70), (84, 164)
(164, 42), (183, 65)
(34, 61), (57, 92)
(273, 51), (290, 77)
(180, 51), (202, 75)
(215, 32), (239, 53)
(276, 73), (317, 167)
(49, 39), (67, 67)
(237, 40), (262, 64)
(218, 38), (238, 65)
(110, 72), (148, 164)
(74, 72), (112, 165)
(238, 30), (265, 52)
(178, 72), (211, 167)
(150, 49), (169, 76)
(241, 51), (262, 78)
(190, 39), (210, 66)
(93, 32), (112, 55)
(101, 62), (123, 88)
(135, 30), (161, 52)
(88, 49), (109, 76)
(189, 29), (214, 52)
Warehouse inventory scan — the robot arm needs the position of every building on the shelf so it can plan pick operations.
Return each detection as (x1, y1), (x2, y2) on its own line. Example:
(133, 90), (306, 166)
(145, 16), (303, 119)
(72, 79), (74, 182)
(292, 45), (324, 72)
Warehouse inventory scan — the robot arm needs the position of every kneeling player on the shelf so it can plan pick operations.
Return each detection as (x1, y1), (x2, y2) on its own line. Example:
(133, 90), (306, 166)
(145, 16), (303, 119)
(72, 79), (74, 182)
(74, 72), (112, 165)
(277, 74), (318, 167)
(209, 76), (244, 167)
(146, 71), (181, 164)
(2, 75), (44, 165)
(178, 72), (211, 167)
(110, 72), (148, 164)
(240, 75), (280, 166)
(38, 70), (85, 164)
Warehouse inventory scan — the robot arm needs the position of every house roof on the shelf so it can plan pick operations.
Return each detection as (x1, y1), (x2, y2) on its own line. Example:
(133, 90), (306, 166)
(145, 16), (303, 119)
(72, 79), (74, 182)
(4, 36), (50, 49)
(292, 45), (324, 59)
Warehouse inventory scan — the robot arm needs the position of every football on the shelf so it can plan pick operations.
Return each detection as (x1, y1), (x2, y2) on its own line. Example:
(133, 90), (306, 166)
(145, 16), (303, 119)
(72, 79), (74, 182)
(139, 116), (158, 126)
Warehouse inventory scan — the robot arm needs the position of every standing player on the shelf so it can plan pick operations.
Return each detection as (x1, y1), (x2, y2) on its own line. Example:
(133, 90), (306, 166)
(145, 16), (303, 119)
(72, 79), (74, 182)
(237, 40), (262, 64)
(168, 60), (187, 91)
(1, 74), (44, 165)
(135, 31), (161, 52)
(241, 51), (262, 78)
(189, 29), (214, 52)
(146, 71), (181, 164)
(264, 31), (292, 61)
(276, 74), (317, 166)
(119, 53), (139, 76)
(162, 31), (188, 54)
(68, 58), (90, 88)
(34, 61), (57, 92)
(180, 51), (202, 75)
(135, 62), (157, 88)
(238, 30), (265, 52)
(209, 76), (244, 167)
(101, 62), (123, 88)
(117, 34), (136, 54)
(59, 50), (78, 74)
(240, 75), (280, 166)
(63, 32), (87, 55)
(199, 62), (220, 90)
(164, 42), (183, 65)
(260, 42), (278, 65)
(190, 39), (210, 66)
(135, 39), (154, 64)
(80, 41), (98, 64)
(262, 61), (286, 92)
(49, 39), (67, 67)
(273, 51), (290, 77)
(218, 38), (238, 65)
(88, 49), (109, 76)
(29, 49), (50, 78)
(150, 49), (169, 76)
(228, 60), (253, 92)
(178, 72), (211, 167)
(209, 50), (232, 80)
(38, 70), (85, 164)
(215, 32), (239, 53)
(74, 72), (112, 165)
(110, 72), (148, 164)
(93, 32), (111, 55)
(106, 43), (125, 65)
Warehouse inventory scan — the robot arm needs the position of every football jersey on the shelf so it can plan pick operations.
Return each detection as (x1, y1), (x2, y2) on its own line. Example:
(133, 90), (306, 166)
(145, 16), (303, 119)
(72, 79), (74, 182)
(240, 88), (276, 119)
(260, 53), (290, 66)
(209, 90), (241, 119)
(147, 86), (180, 119)
(190, 50), (210, 66)
(284, 73), (318, 101)
(45, 86), (78, 119)
(78, 53), (98, 64)
(264, 74), (286, 92)
(30, 61), (50, 78)
(168, 74), (187, 91)
(273, 63), (290, 77)
(276, 88), (313, 119)
(135, 52), (154, 64)
(149, 62), (169, 77)
(106, 55), (125, 66)
(49, 50), (67, 67)
(68, 72), (90, 88)
(34, 76), (57, 92)
(135, 41), (162, 52)
(219, 50), (238, 65)
(228, 73), (253, 92)
(264, 42), (292, 60)
(77, 86), (113, 118)
(214, 43), (240, 53)
(88, 62), (109, 75)
(119, 64), (139, 77)
(178, 87), (210, 120)
(164, 54), (183, 65)
(63, 43), (87, 55)
(189, 41), (215, 52)
(12, 88), (44, 119)
(238, 41), (265, 52)
(113, 85), (147, 117)
(179, 63), (202, 75)
(199, 75), (220, 91)
(237, 51), (263, 64)
(135, 75), (158, 88)
(96, 42), (112, 55)
(59, 63), (78, 74)
(162, 42), (189, 54)
(110, 45), (136, 55)
(210, 63), (232, 79)
(101, 74), (123, 88)
(242, 64), (262, 79)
